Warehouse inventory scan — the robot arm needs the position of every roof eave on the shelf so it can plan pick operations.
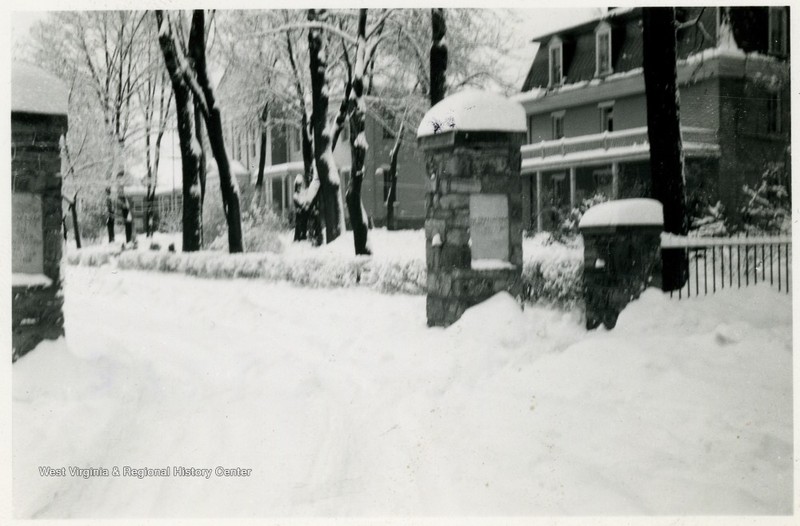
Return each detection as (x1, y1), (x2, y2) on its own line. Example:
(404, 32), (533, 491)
(529, 7), (641, 44)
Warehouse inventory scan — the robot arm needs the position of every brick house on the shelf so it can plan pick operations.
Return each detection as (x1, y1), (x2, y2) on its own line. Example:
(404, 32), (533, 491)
(514, 6), (790, 232)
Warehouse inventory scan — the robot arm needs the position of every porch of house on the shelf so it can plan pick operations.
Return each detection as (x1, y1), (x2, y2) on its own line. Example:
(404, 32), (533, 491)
(520, 126), (721, 232)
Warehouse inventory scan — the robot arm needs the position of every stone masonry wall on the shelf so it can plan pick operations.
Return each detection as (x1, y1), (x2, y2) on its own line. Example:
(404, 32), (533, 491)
(12, 112), (66, 361)
(424, 135), (525, 327)
(582, 225), (662, 330)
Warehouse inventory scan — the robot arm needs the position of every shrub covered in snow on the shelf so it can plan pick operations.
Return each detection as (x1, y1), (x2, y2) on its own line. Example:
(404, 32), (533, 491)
(740, 163), (791, 235)
(690, 200), (729, 237)
(521, 233), (584, 308)
(67, 230), (581, 306)
(158, 205), (182, 233)
(552, 193), (609, 242)
(89, 249), (427, 294)
(209, 205), (287, 254)
(64, 244), (120, 267)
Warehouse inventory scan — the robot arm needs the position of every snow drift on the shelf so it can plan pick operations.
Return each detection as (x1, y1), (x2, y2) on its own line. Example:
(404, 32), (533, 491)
(12, 266), (792, 517)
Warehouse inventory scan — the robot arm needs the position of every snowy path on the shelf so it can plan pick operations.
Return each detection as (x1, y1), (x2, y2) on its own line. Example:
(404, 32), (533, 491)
(13, 265), (793, 517)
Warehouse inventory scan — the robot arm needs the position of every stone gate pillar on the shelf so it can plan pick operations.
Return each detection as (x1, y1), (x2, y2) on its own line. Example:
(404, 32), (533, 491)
(417, 90), (527, 327)
(11, 63), (69, 361)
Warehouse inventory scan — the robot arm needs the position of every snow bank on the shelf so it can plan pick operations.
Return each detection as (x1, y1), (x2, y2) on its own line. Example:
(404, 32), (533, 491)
(12, 267), (792, 516)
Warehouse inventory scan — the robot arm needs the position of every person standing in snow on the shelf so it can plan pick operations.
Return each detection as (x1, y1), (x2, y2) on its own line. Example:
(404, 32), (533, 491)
(292, 174), (309, 241)
(105, 187), (115, 243)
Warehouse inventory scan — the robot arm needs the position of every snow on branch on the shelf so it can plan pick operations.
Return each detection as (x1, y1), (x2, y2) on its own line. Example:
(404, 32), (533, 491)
(243, 21), (358, 45)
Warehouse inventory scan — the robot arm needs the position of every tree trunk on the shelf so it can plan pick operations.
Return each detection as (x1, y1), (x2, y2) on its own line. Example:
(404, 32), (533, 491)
(642, 7), (689, 291)
(308, 9), (345, 244)
(430, 8), (448, 106)
(331, 78), (352, 151)
(155, 11), (203, 252)
(345, 9), (371, 255)
(386, 120), (405, 231)
(194, 100), (207, 246)
(284, 28), (322, 246)
(331, 39), (353, 152)
(144, 108), (153, 237)
(190, 10), (243, 253)
(70, 192), (82, 249)
(302, 113), (324, 246)
(255, 100), (269, 208)
(148, 125), (166, 236)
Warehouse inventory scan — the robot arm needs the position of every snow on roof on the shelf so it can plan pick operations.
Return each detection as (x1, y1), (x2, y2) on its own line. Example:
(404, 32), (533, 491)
(530, 7), (638, 43)
(579, 198), (663, 229)
(11, 62), (68, 116)
(417, 89), (526, 138)
(509, 87), (546, 104)
(207, 158), (250, 180)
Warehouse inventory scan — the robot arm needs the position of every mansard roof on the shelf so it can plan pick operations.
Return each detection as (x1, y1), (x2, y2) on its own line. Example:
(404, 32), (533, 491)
(522, 8), (642, 92)
(521, 7), (787, 93)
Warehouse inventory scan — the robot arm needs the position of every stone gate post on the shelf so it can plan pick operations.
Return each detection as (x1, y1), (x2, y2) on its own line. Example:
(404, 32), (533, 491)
(11, 63), (69, 360)
(417, 90), (527, 327)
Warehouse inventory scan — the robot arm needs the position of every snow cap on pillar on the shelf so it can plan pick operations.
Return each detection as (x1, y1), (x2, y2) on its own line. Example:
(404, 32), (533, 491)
(416, 89), (527, 139)
(12, 62), (68, 116)
(579, 198), (664, 229)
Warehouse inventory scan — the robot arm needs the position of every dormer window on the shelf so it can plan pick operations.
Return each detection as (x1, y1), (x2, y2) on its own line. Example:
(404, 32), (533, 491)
(768, 7), (788, 56)
(595, 22), (612, 76)
(549, 37), (563, 87)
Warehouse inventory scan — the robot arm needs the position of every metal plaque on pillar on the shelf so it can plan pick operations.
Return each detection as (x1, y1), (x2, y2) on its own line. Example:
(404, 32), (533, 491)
(469, 194), (509, 261)
(12, 193), (44, 274)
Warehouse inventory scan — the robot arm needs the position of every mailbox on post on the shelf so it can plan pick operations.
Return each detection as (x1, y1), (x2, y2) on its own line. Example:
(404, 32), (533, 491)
(417, 90), (527, 327)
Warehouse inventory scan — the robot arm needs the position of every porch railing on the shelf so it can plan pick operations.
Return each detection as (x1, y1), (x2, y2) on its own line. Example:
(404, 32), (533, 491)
(521, 126), (718, 161)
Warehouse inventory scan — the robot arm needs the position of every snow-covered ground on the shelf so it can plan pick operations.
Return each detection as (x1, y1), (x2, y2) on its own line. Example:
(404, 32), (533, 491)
(13, 265), (792, 518)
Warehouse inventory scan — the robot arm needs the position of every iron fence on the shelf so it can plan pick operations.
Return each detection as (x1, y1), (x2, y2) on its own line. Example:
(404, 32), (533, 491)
(660, 234), (792, 299)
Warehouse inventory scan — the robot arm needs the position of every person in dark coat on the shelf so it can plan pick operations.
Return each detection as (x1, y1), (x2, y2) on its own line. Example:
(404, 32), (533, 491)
(292, 174), (309, 241)
(105, 187), (115, 243)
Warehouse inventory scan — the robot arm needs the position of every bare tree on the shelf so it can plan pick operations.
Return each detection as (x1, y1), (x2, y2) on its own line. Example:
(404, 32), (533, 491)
(344, 9), (371, 255)
(188, 10), (244, 253)
(284, 21), (323, 245)
(155, 10), (204, 251)
(307, 8), (346, 243)
(70, 12), (150, 179)
(384, 116), (406, 231)
(138, 29), (173, 237)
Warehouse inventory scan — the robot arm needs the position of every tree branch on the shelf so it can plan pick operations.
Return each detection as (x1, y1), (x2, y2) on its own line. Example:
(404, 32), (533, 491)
(247, 21), (357, 44)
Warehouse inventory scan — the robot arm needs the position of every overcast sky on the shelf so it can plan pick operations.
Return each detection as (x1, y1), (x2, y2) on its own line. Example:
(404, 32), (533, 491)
(11, 7), (600, 92)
